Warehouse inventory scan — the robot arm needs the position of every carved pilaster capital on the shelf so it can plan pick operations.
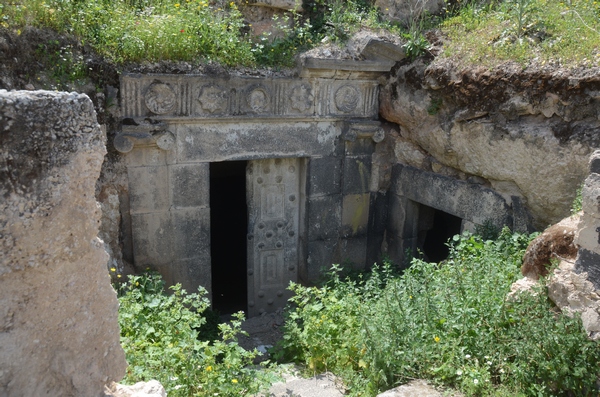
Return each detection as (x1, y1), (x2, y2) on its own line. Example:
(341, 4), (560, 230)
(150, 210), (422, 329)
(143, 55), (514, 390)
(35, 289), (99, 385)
(343, 121), (385, 143)
(114, 122), (175, 153)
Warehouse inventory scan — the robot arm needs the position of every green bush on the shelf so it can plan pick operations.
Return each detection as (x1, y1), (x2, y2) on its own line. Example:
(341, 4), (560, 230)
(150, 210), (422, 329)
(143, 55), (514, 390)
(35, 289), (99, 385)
(116, 272), (276, 397)
(278, 229), (600, 396)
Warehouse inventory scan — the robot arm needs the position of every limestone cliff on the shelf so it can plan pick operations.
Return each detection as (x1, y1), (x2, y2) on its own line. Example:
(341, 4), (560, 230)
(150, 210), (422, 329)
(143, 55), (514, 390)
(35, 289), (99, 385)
(380, 56), (600, 229)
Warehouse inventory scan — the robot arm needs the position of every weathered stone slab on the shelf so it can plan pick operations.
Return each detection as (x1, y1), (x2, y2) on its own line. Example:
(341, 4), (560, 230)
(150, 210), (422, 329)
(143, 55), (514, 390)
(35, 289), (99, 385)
(131, 212), (174, 266)
(339, 237), (369, 269)
(0, 90), (126, 396)
(367, 192), (388, 265)
(575, 249), (600, 290)
(173, 257), (212, 297)
(170, 164), (210, 209)
(344, 138), (376, 156)
(307, 156), (342, 197)
(343, 156), (372, 194)
(391, 164), (512, 228)
(128, 166), (170, 214)
(342, 193), (371, 237)
(175, 122), (340, 162)
(172, 208), (210, 259)
(306, 240), (340, 282)
(386, 194), (420, 267)
(308, 195), (342, 240)
(125, 145), (173, 167)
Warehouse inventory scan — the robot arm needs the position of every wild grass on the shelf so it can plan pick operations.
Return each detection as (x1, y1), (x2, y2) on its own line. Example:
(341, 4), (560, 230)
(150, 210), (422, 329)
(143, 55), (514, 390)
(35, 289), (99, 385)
(441, 0), (600, 67)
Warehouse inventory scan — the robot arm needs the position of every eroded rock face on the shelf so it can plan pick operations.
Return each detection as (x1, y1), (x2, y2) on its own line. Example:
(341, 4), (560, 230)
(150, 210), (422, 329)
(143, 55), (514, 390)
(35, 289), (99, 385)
(375, 0), (445, 27)
(0, 90), (126, 396)
(380, 59), (600, 228)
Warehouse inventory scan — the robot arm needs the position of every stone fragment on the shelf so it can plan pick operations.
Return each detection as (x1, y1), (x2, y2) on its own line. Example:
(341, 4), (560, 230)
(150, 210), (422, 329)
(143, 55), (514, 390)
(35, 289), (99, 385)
(105, 380), (167, 397)
(377, 379), (463, 397)
(0, 90), (127, 396)
(521, 215), (579, 279)
(375, 0), (446, 26)
(249, 0), (302, 11)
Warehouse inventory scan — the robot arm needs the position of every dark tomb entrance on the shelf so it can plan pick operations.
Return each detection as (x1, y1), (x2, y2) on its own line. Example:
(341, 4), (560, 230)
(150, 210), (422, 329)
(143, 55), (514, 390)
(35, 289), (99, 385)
(419, 205), (463, 262)
(210, 161), (248, 314)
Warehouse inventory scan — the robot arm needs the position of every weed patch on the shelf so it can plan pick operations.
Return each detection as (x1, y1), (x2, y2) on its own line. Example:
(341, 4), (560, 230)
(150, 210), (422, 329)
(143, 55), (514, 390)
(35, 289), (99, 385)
(116, 272), (277, 396)
(277, 229), (600, 396)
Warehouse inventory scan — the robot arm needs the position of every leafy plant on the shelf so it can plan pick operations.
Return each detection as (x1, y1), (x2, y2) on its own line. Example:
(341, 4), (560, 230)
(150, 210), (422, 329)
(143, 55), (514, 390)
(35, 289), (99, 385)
(403, 29), (430, 59)
(116, 272), (276, 397)
(571, 182), (584, 215)
(278, 229), (600, 396)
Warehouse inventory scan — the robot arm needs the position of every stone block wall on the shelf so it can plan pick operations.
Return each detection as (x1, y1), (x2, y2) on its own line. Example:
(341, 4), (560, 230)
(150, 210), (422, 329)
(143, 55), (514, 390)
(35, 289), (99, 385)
(0, 90), (126, 396)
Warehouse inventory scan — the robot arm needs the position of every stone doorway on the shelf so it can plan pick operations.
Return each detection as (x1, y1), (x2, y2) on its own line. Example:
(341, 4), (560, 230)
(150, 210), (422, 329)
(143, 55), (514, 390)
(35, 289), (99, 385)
(210, 160), (248, 314)
(418, 205), (463, 262)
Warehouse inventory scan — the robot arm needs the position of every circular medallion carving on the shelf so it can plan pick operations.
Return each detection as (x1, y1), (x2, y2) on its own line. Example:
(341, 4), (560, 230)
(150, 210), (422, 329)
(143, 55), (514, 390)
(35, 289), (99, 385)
(198, 84), (228, 113)
(290, 83), (313, 112)
(114, 134), (134, 153)
(247, 88), (269, 112)
(335, 85), (360, 113)
(144, 83), (176, 114)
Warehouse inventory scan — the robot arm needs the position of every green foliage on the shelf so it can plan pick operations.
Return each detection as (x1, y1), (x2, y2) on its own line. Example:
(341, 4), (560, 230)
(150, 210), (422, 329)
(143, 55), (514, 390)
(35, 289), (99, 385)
(442, 0), (600, 67)
(572, 182), (584, 215)
(34, 39), (88, 89)
(474, 219), (501, 240)
(116, 272), (276, 397)
(403, 29), (430, 59)
(2, 0), (255, 65)
(427, 97), (443, 115)
(278, 230), (600, 396)
(1, 0), (398, 67)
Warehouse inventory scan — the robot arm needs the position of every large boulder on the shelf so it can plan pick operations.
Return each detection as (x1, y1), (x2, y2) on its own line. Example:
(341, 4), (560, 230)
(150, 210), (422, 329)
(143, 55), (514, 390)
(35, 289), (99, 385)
(0, 90), (127, 396)
(521, 215), (579, 279)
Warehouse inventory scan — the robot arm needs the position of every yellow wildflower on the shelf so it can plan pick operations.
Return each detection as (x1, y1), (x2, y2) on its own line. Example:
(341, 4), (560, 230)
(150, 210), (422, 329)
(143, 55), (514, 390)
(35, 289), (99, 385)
(232, 379), (238, 384)
(206, 366), (213, 371)
(434, 336), (440, 343)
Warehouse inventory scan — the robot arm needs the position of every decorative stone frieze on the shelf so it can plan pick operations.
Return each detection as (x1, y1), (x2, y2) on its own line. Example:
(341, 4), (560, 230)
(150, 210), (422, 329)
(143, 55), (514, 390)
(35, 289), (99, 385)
(121, 75), (379, 120)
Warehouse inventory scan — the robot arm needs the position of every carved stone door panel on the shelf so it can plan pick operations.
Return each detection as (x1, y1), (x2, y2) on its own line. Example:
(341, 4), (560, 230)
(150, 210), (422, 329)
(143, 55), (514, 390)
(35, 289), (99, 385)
(247, 158), (300, 316)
